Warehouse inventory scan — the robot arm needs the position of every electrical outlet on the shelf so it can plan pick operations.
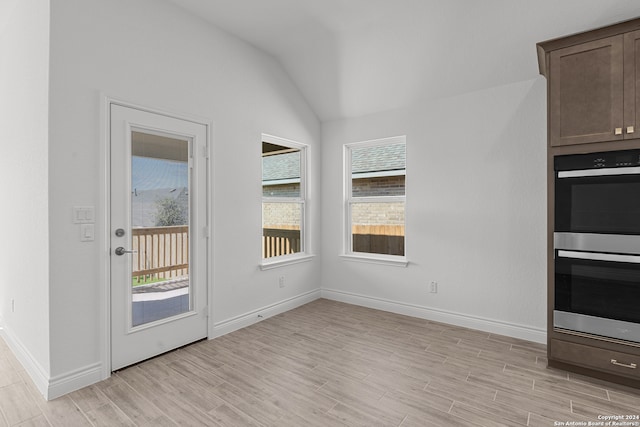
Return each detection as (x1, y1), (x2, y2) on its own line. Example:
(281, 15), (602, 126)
(11, 299), (15, 312)
(279, 276), (285, 288)
(430, 281), (438, 293)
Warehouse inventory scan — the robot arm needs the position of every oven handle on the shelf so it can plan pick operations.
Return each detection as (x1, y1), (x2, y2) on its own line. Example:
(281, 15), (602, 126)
(554, 233), (640, 255)
(557, 166), (640, 178)
(557, 250), (640, 264)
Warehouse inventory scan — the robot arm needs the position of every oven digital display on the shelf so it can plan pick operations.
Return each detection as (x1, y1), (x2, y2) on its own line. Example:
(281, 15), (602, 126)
(614, 154), (634, 166)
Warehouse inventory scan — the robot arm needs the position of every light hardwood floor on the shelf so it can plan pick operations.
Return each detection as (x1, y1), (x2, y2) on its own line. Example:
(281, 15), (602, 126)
(2, 299), (640, 426)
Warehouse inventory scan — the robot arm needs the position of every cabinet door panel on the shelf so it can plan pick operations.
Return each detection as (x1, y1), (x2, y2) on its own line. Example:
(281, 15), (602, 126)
(549, 36), (624, 146)
(624, 30), (640, 139)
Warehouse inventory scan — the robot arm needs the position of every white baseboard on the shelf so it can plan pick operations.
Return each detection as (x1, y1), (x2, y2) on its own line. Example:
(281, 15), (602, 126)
(210, 289), (321, 339)
(0, 320), (50, 399)
(47, 363), (104, 400)
(321, 288), (546, 344)
(0, 318), (104, 400)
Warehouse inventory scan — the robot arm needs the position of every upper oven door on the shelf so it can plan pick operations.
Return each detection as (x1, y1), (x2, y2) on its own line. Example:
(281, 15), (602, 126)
(555, 166), (640, 235)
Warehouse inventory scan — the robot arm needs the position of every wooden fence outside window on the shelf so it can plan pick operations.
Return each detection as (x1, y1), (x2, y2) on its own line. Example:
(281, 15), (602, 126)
(352, 225), (405, 256)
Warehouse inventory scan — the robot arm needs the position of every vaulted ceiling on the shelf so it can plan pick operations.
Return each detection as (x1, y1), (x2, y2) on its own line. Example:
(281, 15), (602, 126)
(168, 0), (640, 121)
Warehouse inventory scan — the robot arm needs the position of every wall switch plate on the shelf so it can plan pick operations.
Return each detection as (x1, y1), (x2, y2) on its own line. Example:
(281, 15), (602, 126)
(430, 281), (438, 293)
(80, 224), (95, 241)
(73, 206), (95, 224)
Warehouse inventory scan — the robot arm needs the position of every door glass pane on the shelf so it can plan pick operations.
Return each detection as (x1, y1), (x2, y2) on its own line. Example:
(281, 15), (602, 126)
(131, 131), (190, 327)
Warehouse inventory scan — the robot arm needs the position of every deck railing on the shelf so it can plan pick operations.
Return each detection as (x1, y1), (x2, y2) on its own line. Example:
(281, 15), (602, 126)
(262, 227), (301, 259)
(132, 226), (189, 282)
(261, 225), (404, 258)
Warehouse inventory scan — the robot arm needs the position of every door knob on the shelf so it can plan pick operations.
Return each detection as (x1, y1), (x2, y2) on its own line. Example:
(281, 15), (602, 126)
(615, 127), (623, 135)
(627, 126), (635, 134)
(115, 247), (137, 256)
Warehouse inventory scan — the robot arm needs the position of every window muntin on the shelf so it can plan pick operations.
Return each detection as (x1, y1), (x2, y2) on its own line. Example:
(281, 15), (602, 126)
(345, 137), (406, 259)
(262, 136), (307, 261)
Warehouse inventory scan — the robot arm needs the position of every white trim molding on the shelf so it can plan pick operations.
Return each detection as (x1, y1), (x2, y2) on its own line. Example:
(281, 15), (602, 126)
(0, 321), (50, 399)
(210, 289), (321, 338)
(321, 288), (547, 344)
(260, 254), (315, 270)
(48, 363), (103, 400)
(0, 319), (104, 400)
(339, 253), (408, 268)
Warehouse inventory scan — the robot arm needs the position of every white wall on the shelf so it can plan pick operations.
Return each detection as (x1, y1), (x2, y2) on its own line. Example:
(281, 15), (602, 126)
(321, 78), (548, 342)
(47, 0), (320, 392)
(0, 0), (51, 387)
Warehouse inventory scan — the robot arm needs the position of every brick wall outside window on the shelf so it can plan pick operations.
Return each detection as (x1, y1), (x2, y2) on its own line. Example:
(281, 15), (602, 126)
(263, 183), (299, 198)
(352, 175), (405, 197)
(262, 201), (301, 229)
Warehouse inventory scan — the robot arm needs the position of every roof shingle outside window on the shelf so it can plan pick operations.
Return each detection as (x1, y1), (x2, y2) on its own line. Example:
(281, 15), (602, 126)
(262, 152), (300, 182)
(351, 144), (405, 175)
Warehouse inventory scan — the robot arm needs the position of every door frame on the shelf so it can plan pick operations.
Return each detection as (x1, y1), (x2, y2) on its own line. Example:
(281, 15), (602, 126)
(100, 96), (213, 379)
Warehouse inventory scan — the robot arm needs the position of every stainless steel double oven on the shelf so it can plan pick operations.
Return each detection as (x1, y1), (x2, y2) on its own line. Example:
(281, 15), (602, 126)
(554, 149), (640, 343)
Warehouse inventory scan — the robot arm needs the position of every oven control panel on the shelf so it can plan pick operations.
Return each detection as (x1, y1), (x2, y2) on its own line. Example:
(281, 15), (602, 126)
(555, 149), (640, 171)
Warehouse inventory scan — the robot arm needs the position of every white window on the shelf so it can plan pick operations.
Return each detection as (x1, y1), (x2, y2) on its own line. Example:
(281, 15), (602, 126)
(261, 134), (311, 269)
(343, 136), (407, 266)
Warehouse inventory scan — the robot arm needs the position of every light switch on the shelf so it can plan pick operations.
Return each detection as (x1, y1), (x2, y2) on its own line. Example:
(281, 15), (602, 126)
(73, 206), (95, 224)
(80, 224), (94, 242)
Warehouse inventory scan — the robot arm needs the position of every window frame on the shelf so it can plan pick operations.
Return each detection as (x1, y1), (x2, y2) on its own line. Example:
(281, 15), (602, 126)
(260, 134), (313, 270)
(342, 136), (408, 267)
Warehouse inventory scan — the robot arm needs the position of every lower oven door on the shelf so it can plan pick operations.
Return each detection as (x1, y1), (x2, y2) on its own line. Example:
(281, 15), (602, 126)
(555, 250), (640, 343)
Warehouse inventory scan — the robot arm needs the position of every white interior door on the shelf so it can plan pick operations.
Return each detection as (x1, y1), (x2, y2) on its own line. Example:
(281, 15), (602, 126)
(110, 103), (208, 371)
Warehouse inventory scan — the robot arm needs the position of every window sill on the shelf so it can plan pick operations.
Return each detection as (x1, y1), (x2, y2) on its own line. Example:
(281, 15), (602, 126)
(260, 254), (315, 270)
(340, 253), (408, 268)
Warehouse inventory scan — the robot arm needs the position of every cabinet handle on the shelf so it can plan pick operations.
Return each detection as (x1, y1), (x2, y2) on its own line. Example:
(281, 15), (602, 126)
(627, 126), (635, 134)
(611, 359), (637, 369)
(615, 127), (623, 135)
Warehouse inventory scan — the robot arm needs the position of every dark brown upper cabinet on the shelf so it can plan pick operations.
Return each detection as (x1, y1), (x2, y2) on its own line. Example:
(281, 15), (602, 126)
(549, 36), (623, 146)
(538, 20), (640, 147)
(624, 30), (640, 142)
